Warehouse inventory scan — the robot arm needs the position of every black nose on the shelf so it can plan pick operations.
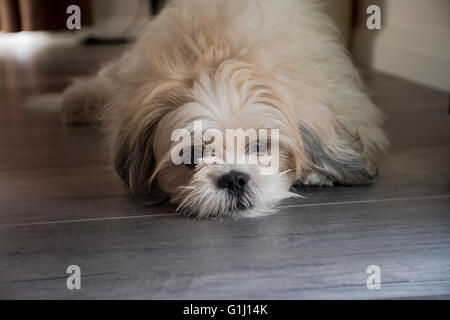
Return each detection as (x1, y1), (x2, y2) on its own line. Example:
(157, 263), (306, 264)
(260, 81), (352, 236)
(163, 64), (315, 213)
(217, 171), (249, 194)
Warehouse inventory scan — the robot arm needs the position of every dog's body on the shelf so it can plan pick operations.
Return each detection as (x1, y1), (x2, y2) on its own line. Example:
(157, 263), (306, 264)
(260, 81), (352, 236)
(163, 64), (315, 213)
(61, 0), (387, 217)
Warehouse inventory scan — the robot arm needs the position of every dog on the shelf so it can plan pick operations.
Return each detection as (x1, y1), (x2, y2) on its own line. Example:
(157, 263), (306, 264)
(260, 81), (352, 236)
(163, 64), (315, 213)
(61, 0), (388, 218)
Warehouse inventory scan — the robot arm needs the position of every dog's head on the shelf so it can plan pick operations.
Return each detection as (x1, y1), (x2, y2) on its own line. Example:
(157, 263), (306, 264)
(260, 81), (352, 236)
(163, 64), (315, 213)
(111, 60), (310, 218)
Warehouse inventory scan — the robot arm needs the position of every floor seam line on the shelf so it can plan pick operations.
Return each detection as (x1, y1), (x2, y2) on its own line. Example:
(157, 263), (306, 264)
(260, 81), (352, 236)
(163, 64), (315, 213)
(277, 194), (450, 210)
(1, 194), (449, 228)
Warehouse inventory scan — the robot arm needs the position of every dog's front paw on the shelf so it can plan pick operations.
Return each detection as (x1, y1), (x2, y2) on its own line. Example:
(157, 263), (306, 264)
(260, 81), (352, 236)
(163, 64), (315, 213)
(61, 83), (101, 126)
(365, 160), (379, 179)
(301, 172), (334, 186)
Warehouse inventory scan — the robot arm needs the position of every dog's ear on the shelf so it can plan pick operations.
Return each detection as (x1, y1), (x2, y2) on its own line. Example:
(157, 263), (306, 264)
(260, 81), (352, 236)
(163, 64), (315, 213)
(114, 123), (159, 199)
(300, 125), (376, 185)
(113, 80), (191, 200)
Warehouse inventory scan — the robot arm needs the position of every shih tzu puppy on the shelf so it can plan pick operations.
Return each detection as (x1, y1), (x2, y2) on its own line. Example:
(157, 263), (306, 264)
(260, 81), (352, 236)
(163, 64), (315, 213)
(61, 0), (387, 218)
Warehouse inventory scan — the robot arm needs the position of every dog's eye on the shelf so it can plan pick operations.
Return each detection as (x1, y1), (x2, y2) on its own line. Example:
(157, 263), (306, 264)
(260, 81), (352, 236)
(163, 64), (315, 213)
(249, 140), (268, 155)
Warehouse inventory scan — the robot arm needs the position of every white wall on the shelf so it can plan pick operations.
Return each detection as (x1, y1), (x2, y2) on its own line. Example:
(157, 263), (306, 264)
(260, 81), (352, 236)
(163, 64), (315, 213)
(353, 0), (450, 91)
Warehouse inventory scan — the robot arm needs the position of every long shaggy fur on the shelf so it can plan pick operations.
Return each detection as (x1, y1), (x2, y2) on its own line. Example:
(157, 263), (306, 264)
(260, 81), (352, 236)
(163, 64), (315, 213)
(61, 0), (387, 218)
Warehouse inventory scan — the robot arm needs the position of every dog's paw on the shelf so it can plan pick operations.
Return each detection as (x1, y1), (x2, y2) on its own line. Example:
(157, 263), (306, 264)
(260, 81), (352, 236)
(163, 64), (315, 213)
(365, 160), (379, 179)
(61, 83), (101, 126)
(301, 172), (334, 186)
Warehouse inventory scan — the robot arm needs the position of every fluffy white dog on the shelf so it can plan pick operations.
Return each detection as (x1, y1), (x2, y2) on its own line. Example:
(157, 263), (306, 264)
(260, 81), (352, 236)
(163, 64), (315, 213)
(61, 0), (387, 218)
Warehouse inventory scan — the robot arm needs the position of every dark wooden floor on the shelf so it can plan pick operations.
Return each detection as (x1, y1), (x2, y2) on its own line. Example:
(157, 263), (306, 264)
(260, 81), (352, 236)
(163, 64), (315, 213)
(0, 41), (449, 299)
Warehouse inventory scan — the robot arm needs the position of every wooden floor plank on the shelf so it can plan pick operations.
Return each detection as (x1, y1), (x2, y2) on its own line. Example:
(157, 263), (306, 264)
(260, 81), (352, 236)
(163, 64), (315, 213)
(1, 197), (449, 299)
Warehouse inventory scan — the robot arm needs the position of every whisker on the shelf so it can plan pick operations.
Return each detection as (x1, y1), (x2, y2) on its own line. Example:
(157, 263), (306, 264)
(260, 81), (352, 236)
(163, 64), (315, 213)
(279, 168), (295, 176)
